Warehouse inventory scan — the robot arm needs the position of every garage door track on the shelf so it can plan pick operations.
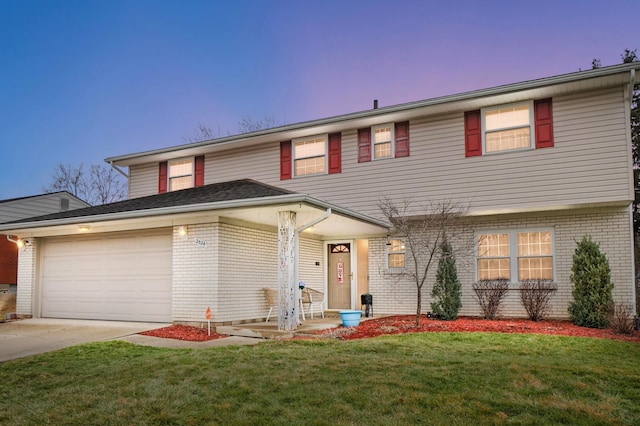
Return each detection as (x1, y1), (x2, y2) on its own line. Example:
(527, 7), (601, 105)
(0, 318), (168, 362)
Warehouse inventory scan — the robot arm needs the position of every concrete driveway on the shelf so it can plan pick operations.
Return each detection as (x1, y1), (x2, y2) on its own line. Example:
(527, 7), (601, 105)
(0, 318), (167, 362)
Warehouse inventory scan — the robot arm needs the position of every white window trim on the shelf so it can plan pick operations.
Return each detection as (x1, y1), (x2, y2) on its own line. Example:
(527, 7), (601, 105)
(481, 101), (535, 155)
(167, 156), (195, 191)
(372, 123), (395, 160)
(386, 238), (406, 270)
(292, 134), (328, 177)
(475, 228), (555, 282)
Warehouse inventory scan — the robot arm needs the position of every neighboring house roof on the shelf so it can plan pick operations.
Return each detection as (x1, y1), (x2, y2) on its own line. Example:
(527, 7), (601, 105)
(0, 179), (389, 238)
(106, 62), (640, 167)
(0, 191), (88, 207)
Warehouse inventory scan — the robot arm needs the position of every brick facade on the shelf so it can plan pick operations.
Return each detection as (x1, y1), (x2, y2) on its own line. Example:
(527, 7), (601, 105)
(368, 207), (634, 319)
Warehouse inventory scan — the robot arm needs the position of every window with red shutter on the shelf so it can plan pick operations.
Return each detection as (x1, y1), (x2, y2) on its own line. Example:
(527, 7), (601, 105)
(158, 161), (168, 193)
(194, 155), (205, 187)
(358, 128), (372, 163)
(280, 141), (292, 180)
(534, 98), (554, 149)
(395, 121), (410, 158)
(328, 133), (341, 174)
(464, 110), (482, 157)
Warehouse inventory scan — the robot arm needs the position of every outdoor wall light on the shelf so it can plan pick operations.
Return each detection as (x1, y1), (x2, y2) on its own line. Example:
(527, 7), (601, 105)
(78, 225), (91, 232)
(178, 226), (188, 236)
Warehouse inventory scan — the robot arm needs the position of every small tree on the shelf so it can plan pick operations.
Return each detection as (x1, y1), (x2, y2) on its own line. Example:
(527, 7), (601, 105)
(431, 237), (462, 320)
(568, 236), (614, 328)
(378, 198), (469, 326)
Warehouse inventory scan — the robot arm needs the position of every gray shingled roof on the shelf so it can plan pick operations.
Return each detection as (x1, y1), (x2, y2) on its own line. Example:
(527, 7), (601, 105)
(4, 179), (293, 224)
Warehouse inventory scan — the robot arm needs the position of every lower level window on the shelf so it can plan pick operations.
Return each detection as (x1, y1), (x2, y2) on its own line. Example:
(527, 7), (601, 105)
(387, 239), (405, 268)
(477, 230), (553, 281)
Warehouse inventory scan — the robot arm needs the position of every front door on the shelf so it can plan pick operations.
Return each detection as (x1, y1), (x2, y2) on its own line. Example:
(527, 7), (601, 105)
(328, 243), (351, 309)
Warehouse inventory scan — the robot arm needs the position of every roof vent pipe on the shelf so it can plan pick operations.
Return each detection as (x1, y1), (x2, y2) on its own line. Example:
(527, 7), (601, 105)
(373, 99), (378, 109)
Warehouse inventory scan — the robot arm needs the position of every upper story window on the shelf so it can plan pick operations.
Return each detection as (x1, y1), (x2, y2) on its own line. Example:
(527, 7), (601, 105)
(387, 238), (405, 268)
(465, 98), (553, 157)
(294, 135), (327, 177)
(168, 158), (194, 191)
(483, 102), (533, 153)
(280, 134), (341, 180)
(158, 155), (204, 193)
(476, 229), (553, 281)
(358, 121), (409, 163)
(372, 124), (394, 159)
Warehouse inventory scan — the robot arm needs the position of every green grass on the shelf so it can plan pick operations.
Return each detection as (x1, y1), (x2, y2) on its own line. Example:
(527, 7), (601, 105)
(1, 333), (638, 425)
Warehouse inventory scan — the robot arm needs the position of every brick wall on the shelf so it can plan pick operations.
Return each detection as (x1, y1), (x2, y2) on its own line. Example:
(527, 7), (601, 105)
(16, 238), (36, 317)
(172, 221), (324, 324)
(172, 223), (219, 322)
(368, 207), (634, 319)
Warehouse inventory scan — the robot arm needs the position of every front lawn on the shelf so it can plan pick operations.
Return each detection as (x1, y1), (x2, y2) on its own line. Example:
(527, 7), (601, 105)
(1, 332), (638, 425)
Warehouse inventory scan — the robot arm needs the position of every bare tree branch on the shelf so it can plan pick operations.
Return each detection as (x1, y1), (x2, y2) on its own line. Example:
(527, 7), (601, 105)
(378, 197), (471, 325)
(43, 163), (126, 206)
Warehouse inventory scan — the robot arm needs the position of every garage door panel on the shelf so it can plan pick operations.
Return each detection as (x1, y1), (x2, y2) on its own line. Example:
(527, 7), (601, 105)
(41, 231), (172, 322)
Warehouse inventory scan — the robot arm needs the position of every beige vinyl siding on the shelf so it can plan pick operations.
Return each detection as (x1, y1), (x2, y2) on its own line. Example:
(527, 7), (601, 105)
(0, 194), (89, 223)
(128, 163), (159, 199)
(126, 87), (632, 219)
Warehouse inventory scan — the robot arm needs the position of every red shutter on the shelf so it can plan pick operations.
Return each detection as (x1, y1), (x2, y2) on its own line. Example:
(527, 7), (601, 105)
(534, 98), (554, 149)
(158, 161), (168, 193)
(328, 133), (342, 174)
(395, 121), (410, 158)
(280, 141), (292, 180)
(464, 110), (482, 157)
(358, 128), (371, 162)
(194, 155), (205, 187)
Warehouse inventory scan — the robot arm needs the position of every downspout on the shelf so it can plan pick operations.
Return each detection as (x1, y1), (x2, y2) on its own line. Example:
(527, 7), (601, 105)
(6, 235), (19, 244)
(630, 69), (636, 105)
(293, 208), (332, 321)
(107, 161), (129, 179)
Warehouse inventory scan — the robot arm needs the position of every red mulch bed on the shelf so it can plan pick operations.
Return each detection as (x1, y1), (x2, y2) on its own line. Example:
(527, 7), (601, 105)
(317, 315), (640, 343)
(140, 325), (228, 342)
(140, 317), (640, 343)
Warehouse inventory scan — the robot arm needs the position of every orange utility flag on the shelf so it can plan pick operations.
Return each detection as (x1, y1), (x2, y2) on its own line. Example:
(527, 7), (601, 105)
(206, 307), (211, 320)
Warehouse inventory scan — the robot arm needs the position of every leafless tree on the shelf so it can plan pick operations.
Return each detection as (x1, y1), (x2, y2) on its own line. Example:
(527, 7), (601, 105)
(44, 163), (126, 206)
(378, 198), (471, 326)
(183, 115), (283, 143)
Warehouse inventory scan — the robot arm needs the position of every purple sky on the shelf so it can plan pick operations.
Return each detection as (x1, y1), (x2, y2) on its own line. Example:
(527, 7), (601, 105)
(0, 0), (636, 200)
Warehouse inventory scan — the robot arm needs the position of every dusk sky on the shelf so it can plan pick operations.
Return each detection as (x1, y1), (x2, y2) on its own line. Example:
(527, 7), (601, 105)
(0, 0), (637, 200)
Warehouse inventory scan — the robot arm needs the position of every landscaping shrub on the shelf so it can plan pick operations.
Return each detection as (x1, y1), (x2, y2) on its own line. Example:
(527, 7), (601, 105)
(608, 303), (635, 334)
(472, 279), (509, 319)
(568, 235), (614, 328)
(519, 280), (558, 321)
(431, 239), (462, 320)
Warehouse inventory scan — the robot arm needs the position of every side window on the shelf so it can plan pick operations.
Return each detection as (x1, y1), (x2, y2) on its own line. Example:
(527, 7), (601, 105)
(387, 239), (405, 268)
(293, 135), (327, 177)
(358, 122), (409, 162)
(476, 230), (554, 281)
(168, 158), (194, 191)
(372, 124), (393, 159)
(465, 99), (553, 157)
(483, 102), (533, 153)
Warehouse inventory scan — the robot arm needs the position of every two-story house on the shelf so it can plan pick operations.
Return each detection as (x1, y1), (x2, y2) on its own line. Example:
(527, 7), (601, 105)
(1, 63), (637, 326)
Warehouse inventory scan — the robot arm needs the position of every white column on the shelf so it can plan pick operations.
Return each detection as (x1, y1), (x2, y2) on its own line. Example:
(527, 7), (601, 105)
(16, 238), (37, 318)
(278, 211), (298, 331)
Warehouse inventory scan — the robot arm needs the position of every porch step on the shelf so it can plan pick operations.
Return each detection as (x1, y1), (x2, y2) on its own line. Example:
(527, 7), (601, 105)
(216, 324), (295, 339)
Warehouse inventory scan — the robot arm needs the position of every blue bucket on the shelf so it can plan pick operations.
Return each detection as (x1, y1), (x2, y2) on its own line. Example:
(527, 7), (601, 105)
(339, 310), (362, 327)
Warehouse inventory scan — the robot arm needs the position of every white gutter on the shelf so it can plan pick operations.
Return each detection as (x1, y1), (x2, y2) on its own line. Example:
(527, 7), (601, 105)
(107, 161), (129, 179)
(296, 208), (332, 233)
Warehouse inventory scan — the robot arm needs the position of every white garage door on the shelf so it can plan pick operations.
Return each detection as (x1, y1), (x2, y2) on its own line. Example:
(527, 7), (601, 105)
(41, 230), (172, 322)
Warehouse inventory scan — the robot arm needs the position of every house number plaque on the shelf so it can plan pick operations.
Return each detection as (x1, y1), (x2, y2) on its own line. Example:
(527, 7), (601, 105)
(195, 238), (207, 248)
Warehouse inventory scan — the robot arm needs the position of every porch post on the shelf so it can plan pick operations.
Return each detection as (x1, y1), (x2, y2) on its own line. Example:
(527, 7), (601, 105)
(277, 210), (299, 331)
